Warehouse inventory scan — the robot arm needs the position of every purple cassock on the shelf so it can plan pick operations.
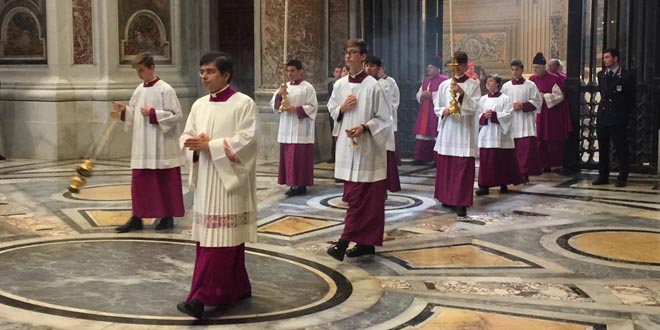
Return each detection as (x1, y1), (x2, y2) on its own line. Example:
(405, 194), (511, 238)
(434, 155), (475, 207)
(386, 151), (401, 192)
(530, 72), (572, 168)
(131, 168), (185, 218)
(186, 243), (252, 306)
(514, 136), (542, 176)
(414, 74), (447, 161)
(277, 144), (314, 186)
(342, 180), (386, 246)
(478, 149), (524, 187)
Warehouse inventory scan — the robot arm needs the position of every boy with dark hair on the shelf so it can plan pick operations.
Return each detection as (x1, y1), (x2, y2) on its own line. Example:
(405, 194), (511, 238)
(177, 51), (258, 319)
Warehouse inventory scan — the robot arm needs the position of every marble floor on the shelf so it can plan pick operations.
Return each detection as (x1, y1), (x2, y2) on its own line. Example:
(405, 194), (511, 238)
(0, 158), (658, 329)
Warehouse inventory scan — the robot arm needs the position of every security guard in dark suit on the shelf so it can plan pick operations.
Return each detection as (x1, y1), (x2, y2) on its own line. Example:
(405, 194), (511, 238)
(592, 48), (636, 187)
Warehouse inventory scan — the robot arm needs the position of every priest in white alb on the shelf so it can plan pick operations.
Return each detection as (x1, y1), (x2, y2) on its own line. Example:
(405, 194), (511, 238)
(270, 59), (318, 196)
(326, 39), (391, 261)
(111, 52), (185, 233)
(177, 51), (258, 320)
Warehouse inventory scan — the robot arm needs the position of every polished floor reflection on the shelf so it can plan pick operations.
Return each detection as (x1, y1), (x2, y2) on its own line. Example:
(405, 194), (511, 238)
(0, 158), (658, 329)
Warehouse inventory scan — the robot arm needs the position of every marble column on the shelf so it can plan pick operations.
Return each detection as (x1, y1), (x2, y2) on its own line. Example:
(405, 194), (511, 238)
(254, 0), (333, 162)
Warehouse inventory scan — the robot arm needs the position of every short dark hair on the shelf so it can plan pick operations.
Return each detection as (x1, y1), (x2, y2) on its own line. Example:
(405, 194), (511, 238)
(200, 51), (234, 83)
(132, 52), (155, 68)
(365, 56), (382, 67)
(344, 39), (368, 54)
(486, 74), (503, 88)
(603, 48), (620, 58)
(287, 59), (303, 70)
(510, 59), (524, 69)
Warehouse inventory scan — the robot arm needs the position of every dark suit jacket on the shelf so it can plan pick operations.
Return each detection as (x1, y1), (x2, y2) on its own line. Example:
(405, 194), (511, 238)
(597, 67), (636, 126)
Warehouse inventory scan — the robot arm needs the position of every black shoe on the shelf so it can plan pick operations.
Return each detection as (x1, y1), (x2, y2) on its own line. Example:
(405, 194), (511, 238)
(334, 178), (344, 183)
(592, 177), (609, 185)
(116, 216), (143, 233)
(615, 179), (627, 187)
(0, 154), (5, 161)
(499, 185), (509, 193)
(285, 187), (296, 196)
(456, 207), (467, 217)
(345, 244), (375, 257)
(326, 239), (349, 261)
(412, 160), (427, 166)
(177, 299), (204, 319)
(155, 217), (174, 230)
(475, 187), (489, 196)
(285, 186), (307, 196)
(543, 167), (552, 173)
(522, 174), (529, 183)
(328, 158), (335, 164)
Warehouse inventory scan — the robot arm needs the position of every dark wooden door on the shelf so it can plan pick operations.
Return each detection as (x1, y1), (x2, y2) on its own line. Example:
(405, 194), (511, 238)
(217, 1), (254, 97)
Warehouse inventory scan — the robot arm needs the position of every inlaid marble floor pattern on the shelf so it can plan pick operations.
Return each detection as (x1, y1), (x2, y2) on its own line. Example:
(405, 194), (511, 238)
(0, 158), (658, 329)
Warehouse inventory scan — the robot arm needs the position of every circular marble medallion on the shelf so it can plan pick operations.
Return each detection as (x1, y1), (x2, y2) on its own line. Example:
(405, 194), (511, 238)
(557, 229), (660, 266)
(307, 193), (436, 214)
(0, 237), (352, 325)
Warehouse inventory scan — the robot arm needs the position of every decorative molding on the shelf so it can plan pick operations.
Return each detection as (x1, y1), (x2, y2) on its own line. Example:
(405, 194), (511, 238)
(443, 20), (518, 76)
(0, 0), (47, 64)
(117, 0), (171, 64)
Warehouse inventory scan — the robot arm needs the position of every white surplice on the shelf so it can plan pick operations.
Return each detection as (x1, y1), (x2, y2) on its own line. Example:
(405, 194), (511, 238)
(433, 76), (482, 157)
(377, 78), (398, 152)
(501, 79), (543, 139)
(268, 80), (318, 144)
(179, 87), (258, 247)
(327, 73), (391, 182)
(123, 79), (185, 169)
(477, 93), (515, 149)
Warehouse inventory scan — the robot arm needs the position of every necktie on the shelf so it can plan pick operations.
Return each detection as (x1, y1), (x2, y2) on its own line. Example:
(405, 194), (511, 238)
(608, 70), (615, 77)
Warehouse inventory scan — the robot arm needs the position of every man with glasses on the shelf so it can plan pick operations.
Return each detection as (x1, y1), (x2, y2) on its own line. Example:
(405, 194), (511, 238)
(326, 39), (392, 261)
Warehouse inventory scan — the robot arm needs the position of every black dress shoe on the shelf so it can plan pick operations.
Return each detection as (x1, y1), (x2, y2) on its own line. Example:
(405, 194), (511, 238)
(177, 299), (204, 319)
(522, 174), (529, 183)
(615, 179), (627, 187)
(345, 244), (375, 257)
(326, 239), (349, 261)
(334, 178), (344, 183)
(475, 187), (489, 196)
(116, 216), (143, 233)
(499, 185), (509, 193)
(285, 187), (296, 196)
(456, 206), (467, 217)
(0, 154), (5, 161)
(543, 167), (552, 173)
(155, 217), (174, 230)
(592, 177), (609, 185)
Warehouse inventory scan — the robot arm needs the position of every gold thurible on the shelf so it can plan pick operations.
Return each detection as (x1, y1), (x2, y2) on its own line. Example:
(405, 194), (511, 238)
(67, 110), (119, 193)
(446, 62), (461, 116)
(68, 175), (87, 193)
(77, 159), (94, 177)
(278, 63), (289, 113)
